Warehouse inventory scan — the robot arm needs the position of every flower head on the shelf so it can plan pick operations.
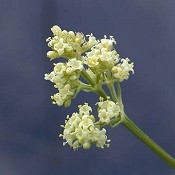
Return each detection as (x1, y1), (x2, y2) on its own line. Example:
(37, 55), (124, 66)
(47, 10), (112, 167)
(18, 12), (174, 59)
(44, 59), (84, 107)
(112, 58), (134, 82)
(60, 103), (110, 150)
(46, 25), (134, 85)
(84, 36), (119, 73)
(46, 26), (98, 60)
(45, 26), (135, 150)
(97, 97), (120, 124)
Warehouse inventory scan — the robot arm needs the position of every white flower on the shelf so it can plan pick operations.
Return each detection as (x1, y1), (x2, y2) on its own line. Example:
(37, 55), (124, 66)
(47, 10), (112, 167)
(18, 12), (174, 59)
(78, 103), (92, 115)
(87, 56), (99, 68)
(84, 35), (119, 73)
(44, 72), (55, 81)
(51, 25), (62, 36)
(112, 58), (134, 82)
(86, 34), (98, 48)
(67, 58), (84, 72)
(98, 109), (110, 124)
(51, 93), (64, 106)
(60, 103), (110, 150)
(59, 84), (74, 99)
(95, 35), (116, 51)
(50, 84), (74, 106)
(95, 128), (110, 148)
(99, 50), (119, 66)
(121, 58), (134, 73)
(75, 32), (85, 44)
(97, 98), (120, 124)
(44, 59), (84, 106)
(46, 26), (134, 82)
(46, 26), (91, 60)
(53, 39), (67, 56)
(54, 63), (66, 77)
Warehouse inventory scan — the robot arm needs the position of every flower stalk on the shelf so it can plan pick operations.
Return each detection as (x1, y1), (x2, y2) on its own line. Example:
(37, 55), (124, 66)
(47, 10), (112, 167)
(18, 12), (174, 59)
(115, 81), (175, 168)
(122, 114), (175, 168)
(81, 69), (107, 99)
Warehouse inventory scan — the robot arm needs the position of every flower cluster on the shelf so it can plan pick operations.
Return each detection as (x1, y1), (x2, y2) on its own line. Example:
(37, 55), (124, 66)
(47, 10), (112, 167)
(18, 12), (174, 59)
(112, 58), (134, 82)
(59, 103), (110, 150)
(59, 98), (121, 150)
(44, 58), (83, 106)
(97, 97), (120, 124)
(84, 36), (119, 72)
(83, 35), (134, 82)
(46, 26), (134, 83)
(46, 25), (97, 60)
(44, 25), (175, 167)
(45, 26), (134, 150)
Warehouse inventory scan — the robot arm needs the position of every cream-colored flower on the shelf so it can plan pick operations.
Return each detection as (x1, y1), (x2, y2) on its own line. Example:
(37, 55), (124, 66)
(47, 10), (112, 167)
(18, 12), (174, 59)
(54, 63), (66, 76)
(86, 34), (98, 48)
(45, 26), (136, 151)
(51, 25), (62, 36)
(46, 26), (98, 60)
(112, 58), (134, 82)
(97, 98), (120, 124)
(44, 59), (84, 106)
(121, 58), (134, 73)
(96, 35), (116, 51)
(84, 35), (119, 74)
(60, 103), (110, 150)
(78, 103), (92, 115)
(67, 58), (84, 72)
(95, 128), (110, 148)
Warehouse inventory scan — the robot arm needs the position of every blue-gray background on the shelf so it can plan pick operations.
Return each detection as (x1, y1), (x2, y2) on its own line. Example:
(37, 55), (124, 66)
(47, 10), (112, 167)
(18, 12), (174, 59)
(0, 0), (175, 174)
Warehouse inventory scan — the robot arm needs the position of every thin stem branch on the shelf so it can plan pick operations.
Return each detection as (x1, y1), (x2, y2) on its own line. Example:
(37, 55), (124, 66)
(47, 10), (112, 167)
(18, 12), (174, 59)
(81, 69), (175, 168)
(117, 82), (124, 110)
(81, 69), (107, 99)
(81, 69), (96, 86)
(107, 83), (118, 103)
(122, 114), (175, 168)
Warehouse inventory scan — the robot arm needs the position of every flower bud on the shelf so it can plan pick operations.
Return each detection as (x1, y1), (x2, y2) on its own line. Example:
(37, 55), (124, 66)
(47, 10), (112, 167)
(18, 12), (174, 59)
(47, 51), (59, 60)
(83, 142), (91, 149)
(51, 25), (61, 36)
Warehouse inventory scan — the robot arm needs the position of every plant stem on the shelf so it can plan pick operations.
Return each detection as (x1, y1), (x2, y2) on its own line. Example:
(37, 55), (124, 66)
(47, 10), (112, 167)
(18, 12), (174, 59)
(107, 83), (118, 103)
(81, 69), (107, 99)
(117, 82), (124, 110)
(81, 70), (175, 168)
(81, 69), (96, 87)
(122, 114), (175, 168)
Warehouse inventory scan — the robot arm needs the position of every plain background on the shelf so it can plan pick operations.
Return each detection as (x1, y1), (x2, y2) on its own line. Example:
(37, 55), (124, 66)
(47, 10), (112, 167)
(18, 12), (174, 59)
(0, 0), (175, 174)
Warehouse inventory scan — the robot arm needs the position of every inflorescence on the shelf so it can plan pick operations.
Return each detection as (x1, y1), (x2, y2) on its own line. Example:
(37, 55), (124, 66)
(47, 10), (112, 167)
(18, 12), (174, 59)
(45, 25), (134, 150)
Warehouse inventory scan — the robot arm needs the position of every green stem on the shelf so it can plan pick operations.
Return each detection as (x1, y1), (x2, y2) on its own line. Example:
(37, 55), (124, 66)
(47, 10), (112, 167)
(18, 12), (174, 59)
(81, 69), (96, 87)
(82, 70), (175, 168)
(81, 69), (107, 99)
(107, 83), (118, 103)
(79, 82), (93, 92)
(122, 114), (175, 168)
(117, 82), (124, 110)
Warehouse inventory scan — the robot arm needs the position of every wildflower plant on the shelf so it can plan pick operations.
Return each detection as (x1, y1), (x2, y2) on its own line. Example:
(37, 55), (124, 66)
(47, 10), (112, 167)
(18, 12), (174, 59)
(44, 25), (175, 167)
